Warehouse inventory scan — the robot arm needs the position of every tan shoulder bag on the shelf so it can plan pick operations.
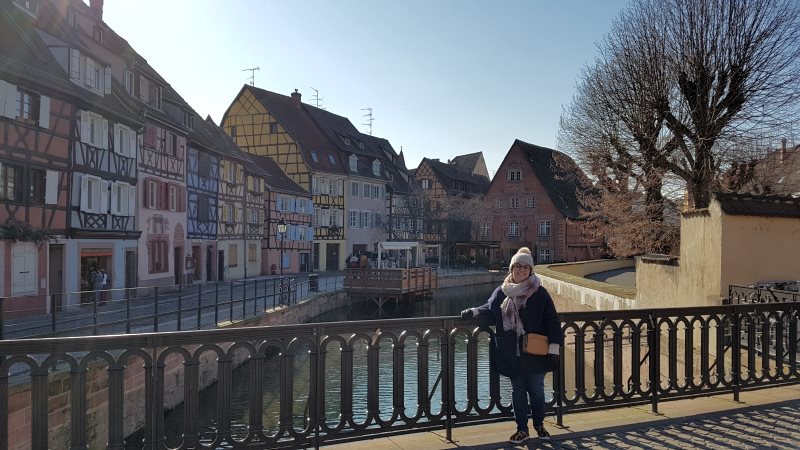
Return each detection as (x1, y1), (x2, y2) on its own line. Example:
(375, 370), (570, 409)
(522, 333), (548, 356)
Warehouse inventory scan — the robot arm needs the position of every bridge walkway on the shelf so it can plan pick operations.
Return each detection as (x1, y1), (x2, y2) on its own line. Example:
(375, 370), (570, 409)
(327, 384), (800, 449)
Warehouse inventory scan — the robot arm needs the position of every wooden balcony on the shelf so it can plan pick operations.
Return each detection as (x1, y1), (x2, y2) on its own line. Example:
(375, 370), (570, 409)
(343, 267), (438, 298)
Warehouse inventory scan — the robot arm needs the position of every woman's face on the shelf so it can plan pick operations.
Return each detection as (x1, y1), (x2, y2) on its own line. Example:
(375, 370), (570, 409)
(511, 263), (531, 283)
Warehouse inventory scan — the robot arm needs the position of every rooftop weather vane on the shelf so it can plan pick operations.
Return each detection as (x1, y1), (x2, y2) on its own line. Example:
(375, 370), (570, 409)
(242, 66), (260, 86)
(362, 107), (374, 135)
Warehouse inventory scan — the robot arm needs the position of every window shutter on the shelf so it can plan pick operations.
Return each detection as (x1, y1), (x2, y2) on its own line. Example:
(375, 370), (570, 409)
(275, 194), (282, 211)
(128, 184), (136, 216)
(0, 79), (15, 119)
(101, 118), (109, 149)
(110, 182), (119, 214)
(38, 95), (50, 128)
(45, 170), (58, 205)
(220, 202), (227, 222)
(104, 67), (112, 95)
(178, 187), (186, 212)
(157, 182), (164, 210)
(142, 180), (150, 208)
(80, 110), (90, 144)
(100, 180), (109, 213)
(80, 175), (89, 212)
(69, 49), (81, 80)
(308, 226), (314, 241)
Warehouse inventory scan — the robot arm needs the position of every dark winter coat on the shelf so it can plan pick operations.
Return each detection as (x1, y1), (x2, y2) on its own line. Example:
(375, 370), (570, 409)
(476, 285), (563, 378)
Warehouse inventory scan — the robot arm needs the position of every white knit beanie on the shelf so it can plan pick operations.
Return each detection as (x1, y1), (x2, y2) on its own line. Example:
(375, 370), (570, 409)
(509, 247), (534, 269)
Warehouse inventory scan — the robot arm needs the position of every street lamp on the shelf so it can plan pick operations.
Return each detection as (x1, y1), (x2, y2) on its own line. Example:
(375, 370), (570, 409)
(277, 218), (287, 277)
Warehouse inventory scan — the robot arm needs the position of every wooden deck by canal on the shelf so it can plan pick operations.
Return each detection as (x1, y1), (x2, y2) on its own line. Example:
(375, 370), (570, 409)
(343, 267), (438, 306)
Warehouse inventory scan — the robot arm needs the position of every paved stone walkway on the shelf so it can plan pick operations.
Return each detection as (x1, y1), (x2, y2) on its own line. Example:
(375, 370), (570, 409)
(325, 385), (800, 449)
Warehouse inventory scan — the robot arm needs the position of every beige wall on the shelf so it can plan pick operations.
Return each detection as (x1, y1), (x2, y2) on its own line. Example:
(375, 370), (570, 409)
(548, 259), (634, 277)
(636, 197), (800, 309)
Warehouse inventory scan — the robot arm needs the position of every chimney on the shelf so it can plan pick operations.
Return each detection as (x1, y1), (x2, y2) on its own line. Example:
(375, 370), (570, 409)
(780, 138), (787, 163)
(290, 89), (301, 105)
(90, 0), (104, 19)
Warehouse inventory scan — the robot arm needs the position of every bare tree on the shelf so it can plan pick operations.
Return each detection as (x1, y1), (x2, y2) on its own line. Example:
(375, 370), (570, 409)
(560, 0), (800, 255)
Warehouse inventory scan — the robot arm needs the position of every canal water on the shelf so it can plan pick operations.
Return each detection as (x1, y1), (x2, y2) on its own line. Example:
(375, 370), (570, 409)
(127, 282), (555, 448)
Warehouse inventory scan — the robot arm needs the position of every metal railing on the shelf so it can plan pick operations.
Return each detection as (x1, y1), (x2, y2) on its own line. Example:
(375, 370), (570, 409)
(0, 273), (344, 340)
(1, 300), (798, 449)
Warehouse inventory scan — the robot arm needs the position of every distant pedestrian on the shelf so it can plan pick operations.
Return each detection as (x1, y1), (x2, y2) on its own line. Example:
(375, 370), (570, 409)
(100, 267), (109, 303)
(348, 253), (358, 268)
(90, 266), (103, 304)
(359, 253), (368, 269)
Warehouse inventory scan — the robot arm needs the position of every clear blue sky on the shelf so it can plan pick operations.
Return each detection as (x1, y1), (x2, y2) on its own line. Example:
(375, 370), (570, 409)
(103, 0), (630, 177)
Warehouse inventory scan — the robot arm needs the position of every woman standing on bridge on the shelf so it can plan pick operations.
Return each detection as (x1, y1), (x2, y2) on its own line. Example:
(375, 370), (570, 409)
(460, 247), (562, 444)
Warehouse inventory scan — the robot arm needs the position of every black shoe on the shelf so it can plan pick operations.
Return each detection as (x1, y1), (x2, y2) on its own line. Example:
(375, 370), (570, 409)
(509, 430), (530, 444)
(535, 425), (550, 440)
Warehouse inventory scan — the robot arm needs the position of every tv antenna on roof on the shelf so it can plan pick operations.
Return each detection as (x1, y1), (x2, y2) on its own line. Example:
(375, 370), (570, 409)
(362, 107), (374, 135)
(310, 87), (325, 109)
(242, 66), (260, 86)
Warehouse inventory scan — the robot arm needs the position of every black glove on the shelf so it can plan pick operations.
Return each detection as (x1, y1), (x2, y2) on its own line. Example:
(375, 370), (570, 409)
(546, 354), (560, 372)
(460, 308), (474, 319)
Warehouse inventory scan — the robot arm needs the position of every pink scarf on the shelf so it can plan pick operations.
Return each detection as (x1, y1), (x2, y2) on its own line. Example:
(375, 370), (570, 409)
(500, 274), (541, 337)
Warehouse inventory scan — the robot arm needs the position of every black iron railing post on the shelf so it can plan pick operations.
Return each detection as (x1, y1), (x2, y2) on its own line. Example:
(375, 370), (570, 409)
(154, 287), (159, 332)
(229, 281), (234, 322)
(197, 284), (203, 329)
(732, 306), (741, 402)
(443, 319), (454, 442)
(92, 292), (99, 335)
(177, 284), (183, 331)
(125, 289), (131, 334)
(647, 311), (659, 414)
(214, 282), (219, 325)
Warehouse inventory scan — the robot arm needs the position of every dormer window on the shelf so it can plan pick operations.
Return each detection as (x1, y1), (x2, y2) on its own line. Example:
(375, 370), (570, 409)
(349, 155), (358, 172)
(328, 154), (336, 165)
(93, 26), (103, 44)
(342, 136), (351, 146)
(67, 10), (77, 28)
(357, 141), (365, 149)
(13, 0), (38, 16)
(124, 71), (135, 96)
(149, 85), (162, 109)
(372, 160), (381, 176)
(182, 110), (193, 130)
(69, 49), (111, 95)
(310, 151), (318, 163)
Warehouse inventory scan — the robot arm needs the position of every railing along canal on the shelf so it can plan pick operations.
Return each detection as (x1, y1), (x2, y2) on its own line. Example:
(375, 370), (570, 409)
(1, 293), (798, 449)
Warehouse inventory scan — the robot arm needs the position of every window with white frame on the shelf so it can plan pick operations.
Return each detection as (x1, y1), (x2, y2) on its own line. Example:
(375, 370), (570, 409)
(227, 162), (236, 183)
(421, 179), (430, 189)
(539, 220), (551, 236)
(110, 181), (135, 216)
(149, 84), (162, 109)
(16, 88), (38, 120)
(328, 154), (336, 165)
(226, 204), (235, 222)
(372, 160), (381, 176)
(351, 181), (359, 197)
(538, 249), (551, 263)
(147, 180), (157, 209)
(249, 208), (259, 224)
(481, 222), (491, 237)
(362, 182), (370, 199)
(124, 70), (135, 96)
(508, 169), (521, 181)
(527, 197), (535, 208)
(360, 211), (370, 228)
(374, 212), (382, 228)
(349, 210), (358, 228)
(372, 185), (381, 200)
(311, 151), (318, 163)
(509, 221), (519, 237)
(510, 198), (519, 208)
(114, 123), (137, 158)
(168, 185), (177, 211)
(349, 155), (358, 172)
(80, 174), (104, 213)
(496, 198), (503, 209)
(80, 110), (106, 148)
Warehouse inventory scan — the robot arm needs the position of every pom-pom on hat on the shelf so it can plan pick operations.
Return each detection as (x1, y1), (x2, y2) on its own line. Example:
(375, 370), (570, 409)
(509, 247), (534, 269)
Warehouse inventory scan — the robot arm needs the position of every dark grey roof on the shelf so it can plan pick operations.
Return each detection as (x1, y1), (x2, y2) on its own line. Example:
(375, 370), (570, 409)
(235, 86), (347, 176)
(423, 157), (490, 197)
(715, 192), (800, 218)
(513, 139), (595, 218)
(249, 155), (310, 196)
(449, 152), (482, 174)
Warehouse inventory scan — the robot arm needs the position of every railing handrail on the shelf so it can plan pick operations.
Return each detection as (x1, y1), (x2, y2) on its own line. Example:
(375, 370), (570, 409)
(1, 300), (798, 449)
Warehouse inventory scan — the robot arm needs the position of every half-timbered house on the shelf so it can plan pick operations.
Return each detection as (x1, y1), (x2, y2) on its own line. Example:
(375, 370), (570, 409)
(186, 116), (220, 283)
(209, 120), (266, 281)
(0, 2), (73, 315)
(251, 155), (313, 274)
(222, 87), (347, 271)
(31, 0), (146, 300)
(361, 134), (418, 242)
(304, 106), (390, 258)
(412, 155), (490, 265)
(486, 139), (603, 264)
